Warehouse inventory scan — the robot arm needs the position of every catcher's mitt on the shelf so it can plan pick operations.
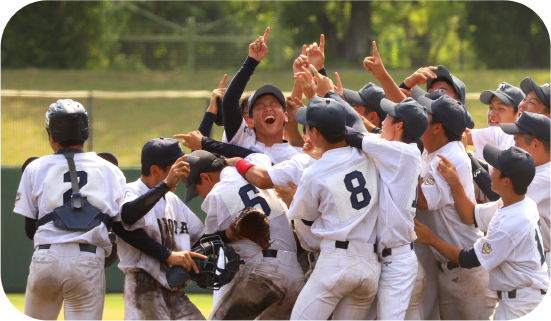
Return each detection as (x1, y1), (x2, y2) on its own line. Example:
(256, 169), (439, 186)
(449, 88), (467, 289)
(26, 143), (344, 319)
(230, 207), (271, 250)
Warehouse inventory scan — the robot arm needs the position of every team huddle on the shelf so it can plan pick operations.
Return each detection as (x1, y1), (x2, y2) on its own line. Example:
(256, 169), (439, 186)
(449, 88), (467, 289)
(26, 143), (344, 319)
(13, 27), (550, 320)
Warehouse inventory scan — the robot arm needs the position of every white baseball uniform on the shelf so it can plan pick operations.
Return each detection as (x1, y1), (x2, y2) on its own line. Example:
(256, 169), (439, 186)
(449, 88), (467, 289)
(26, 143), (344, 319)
(418, 141), (497, 320)
(288, 146), (381, 320)
(474, 197), (549, 320)
(117, 178), (207, 320)
(528, 162), (551, 279)
(201, 153), (305, 320)
(222, 119), (302, 164)
(471, 126), (514, 161)
(358, 133), (421, 320)
(13, 152), (126, 320)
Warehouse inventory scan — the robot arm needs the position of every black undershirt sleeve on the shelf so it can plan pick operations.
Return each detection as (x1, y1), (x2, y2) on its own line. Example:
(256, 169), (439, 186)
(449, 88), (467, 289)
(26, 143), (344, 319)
(223, 56), (260, 142)
(371, 127), (382, 134)
(318, 67), (327, 77)
(112, 222), (172, 263)
(468, 153), (501, 201)
(345, 126), (364, 150)
(121, 181), (171, 226)
(201, 136), (255, 159)
(459, 248), (481, 269)
(197, 112), (217, 138)
(25, 217), (37, 240)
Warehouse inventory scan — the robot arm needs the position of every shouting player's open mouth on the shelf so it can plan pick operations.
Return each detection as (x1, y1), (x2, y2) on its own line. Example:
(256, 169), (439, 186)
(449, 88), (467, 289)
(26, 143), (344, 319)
(264, 115), (276, 124)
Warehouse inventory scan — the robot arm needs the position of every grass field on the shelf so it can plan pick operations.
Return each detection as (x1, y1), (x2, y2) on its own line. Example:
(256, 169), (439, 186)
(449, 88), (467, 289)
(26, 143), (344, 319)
(2, 68), (549, 166)
(5, 293), (214, 320)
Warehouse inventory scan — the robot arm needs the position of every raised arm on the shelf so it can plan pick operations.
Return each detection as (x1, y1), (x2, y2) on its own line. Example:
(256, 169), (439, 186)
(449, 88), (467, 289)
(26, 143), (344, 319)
(223, 27), (270, 142)
(363, 41), (406, 103)
(226, 157), (275, 190)
(198, 74), (227, 137)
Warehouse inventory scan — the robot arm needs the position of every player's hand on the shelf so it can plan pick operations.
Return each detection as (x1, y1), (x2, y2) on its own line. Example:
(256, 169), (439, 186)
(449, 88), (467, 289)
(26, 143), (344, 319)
(294, 70), (315, 100)
(225, 157), (243, 167)
(413, 219), (434, 245)
(400, 88), (412, 97)
(274, 182), (298, 207)
(166, 251), (207, 274)
(249, 27), (270, 62)
(164, 155), (190, 189)
(302, 138), (323, 160)
(363, 41), (387, 80)
(306, 34), (325, 71)
(174, 130), (203, 151)
(334, 72), (345, 100)
(308, 65), (334, 97)
(285, 96), (304, 125)
(404, 66), (438, 89)
(207, 74), (227, 114)
(292, 45), (309, 74)
(436, 154), (460, 187)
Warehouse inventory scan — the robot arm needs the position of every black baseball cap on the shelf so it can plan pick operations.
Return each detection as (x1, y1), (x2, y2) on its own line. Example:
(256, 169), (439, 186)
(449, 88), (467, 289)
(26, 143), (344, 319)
(500, 112), (550, 141)
(343, 82), (387, 116)
(480, 82), (525, 108)
(379, 98), (428, 139)
(412, 87), (467, 137)
(247, 84), (286, 118)
(296, 96), (346, 134)
(182, 150), (218, 203)
(426, 65), (466, 104)
(520, 78), (550, 107)
(421, 88), (475, 129)
(141, 138), (185, 166)
(483, 145), (535, 189)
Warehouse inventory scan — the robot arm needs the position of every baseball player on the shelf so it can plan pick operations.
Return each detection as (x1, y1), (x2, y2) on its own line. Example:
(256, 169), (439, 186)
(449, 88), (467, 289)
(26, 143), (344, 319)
(345, 97), (428, 320)
(181, 150), (305, 320)
(14, 99), (126, 320)
(415, 145), (549, 320)
(412, 88), (498, 320)
(287, 96), (381, 320)
(114, 138), (211, 320)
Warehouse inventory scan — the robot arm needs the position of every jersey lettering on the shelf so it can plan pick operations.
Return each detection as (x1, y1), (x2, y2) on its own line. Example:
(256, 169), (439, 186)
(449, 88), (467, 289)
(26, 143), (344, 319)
(238, 184), (271, 216)
(343, 171), (371, 210)
(63, 171), (88, 204)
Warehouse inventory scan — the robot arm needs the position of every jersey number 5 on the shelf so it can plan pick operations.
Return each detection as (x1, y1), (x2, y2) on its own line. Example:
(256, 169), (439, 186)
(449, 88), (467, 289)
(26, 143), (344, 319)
(63, 171), (87, 204)
(239, 184), (271, 216)
(344, 171), (371, 210)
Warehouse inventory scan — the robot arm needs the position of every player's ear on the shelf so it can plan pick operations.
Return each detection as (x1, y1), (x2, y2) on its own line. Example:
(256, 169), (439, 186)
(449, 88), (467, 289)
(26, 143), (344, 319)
(150, 165), (159, 177)
(246, 117), (255, 130)
(199, 172), (210, 183)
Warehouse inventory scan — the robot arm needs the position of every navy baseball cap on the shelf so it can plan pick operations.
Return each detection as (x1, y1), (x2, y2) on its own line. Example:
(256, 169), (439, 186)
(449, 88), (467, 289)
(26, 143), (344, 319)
(500, 112), (550, 141)
(483, 145), (535, 189)
(182, 150), (218, 203)
(247, 84), (286, 118)
(141, 138), (185, 166)
(343, 82), (387, 115)
(421, 88), (475, 129)
(520, 78), (550, 107)
(426, 65), (466, 105)
(379, 98), (428, 139)
(480, 82), (525, 108)
(296, 96), (346, 134)
(412, 87), (467, 137)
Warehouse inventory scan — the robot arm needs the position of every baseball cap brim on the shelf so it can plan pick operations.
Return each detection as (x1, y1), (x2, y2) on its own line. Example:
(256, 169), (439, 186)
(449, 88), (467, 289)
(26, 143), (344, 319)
(500, 123), (528, 136)
(427, 66), (465, 104)
(295, 107), (308, 126)
(520, 77), (550, 107)
(482, 144), (503, 172)
(480, 90), (515, 107)
(343, 88), (367, 106)
(248, 84), (286, 118)
(411, 86), (434, 113)
(182, 151), (217, 203)
(379, 98), (397, 117)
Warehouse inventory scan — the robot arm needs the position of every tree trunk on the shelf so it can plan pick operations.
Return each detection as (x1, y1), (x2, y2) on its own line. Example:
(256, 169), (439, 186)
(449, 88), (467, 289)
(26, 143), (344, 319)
(344, 1), (371, 65)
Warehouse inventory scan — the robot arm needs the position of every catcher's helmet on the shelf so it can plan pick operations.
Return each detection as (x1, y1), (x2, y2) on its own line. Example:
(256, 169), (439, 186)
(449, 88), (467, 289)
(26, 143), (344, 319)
(46, 99), (89, 143)
(166, 235), (241, 290)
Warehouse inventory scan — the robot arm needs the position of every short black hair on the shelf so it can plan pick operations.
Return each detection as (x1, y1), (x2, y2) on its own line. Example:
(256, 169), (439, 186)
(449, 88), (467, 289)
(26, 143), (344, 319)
(195, 156), (227, 185)
(430, 114), (461, 142)
(141, 164), (170, 177)
(391, 116), (417, 144)
(311, 126), (346, 144)
(46, 129), (85, 148)
(499, 171), (528, 195)
(522, 133), (550, 153)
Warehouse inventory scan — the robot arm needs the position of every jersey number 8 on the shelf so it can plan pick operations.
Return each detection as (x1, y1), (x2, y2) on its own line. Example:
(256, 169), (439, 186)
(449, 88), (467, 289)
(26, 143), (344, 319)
(344, 171), (371, 210)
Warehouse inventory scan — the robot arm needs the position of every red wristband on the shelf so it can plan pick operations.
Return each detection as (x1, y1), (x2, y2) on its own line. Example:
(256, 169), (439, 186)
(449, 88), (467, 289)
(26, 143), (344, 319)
(236, 159), (256, 178)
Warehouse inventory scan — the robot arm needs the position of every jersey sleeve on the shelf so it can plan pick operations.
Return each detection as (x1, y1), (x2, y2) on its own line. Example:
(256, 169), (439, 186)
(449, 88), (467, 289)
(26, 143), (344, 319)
(474, 200), (502, 233)
(13, 166), (38, 219)
(245, 153), (272, 169)
(287, 182), (320, 222)
(474, 227), (513, 272)
(267, 155), (315, 187)
(225, 119), (256, 149)
(361, 134), (414, 176)
(471, 127), (500, 161)
(103, 166), (127, 218)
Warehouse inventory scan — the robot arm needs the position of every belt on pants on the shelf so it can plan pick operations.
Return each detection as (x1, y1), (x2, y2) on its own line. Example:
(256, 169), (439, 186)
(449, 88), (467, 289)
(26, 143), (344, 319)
(335, 240), (377, 253)
(436, 260), (460, 272)
(135, 270), (164, 288)
(38, 243), (97, 254)
(381, 243), (414, 258)
(497, 289), (547, 300)
(262, 249), (278, 258)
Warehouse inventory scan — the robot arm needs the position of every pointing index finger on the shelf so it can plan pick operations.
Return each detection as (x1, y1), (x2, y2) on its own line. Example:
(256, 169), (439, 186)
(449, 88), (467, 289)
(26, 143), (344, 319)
(263, 27), (270, 43)
(319, 34), (325, 51)
(334, 72), (342, 88)
(372, 41), (380, 58)
(218, 74), (227, 89)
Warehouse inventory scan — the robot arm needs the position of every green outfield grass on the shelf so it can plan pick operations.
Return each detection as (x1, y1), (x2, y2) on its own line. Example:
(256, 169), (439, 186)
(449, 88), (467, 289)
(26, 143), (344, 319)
(1, 68), (549, 166)
(5, 293), (213, 320)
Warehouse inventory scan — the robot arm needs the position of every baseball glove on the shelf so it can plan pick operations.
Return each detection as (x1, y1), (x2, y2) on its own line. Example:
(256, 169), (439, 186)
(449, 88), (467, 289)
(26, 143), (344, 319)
(230, 207), (271, 250)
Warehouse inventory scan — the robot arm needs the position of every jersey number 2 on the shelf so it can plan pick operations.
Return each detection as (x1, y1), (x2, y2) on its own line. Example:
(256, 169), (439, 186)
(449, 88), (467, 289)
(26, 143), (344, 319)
(63, 171), (87, 204)
(344, 171), (371, 210)
(239, 184), (271, 216)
